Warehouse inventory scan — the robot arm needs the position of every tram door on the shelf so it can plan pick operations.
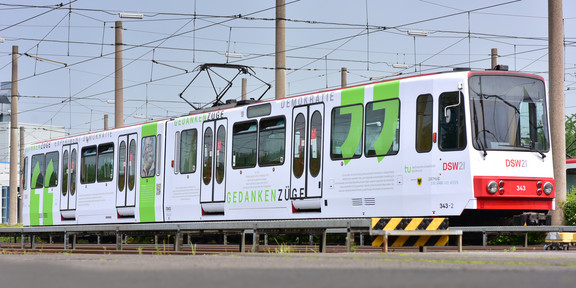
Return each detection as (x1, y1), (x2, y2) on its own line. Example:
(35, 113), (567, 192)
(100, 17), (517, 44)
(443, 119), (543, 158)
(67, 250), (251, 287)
(291, 104), (324, 209)
(116, 134), (138, 216)
(60, 144), (78, 219)
(200, 119), (228, 213)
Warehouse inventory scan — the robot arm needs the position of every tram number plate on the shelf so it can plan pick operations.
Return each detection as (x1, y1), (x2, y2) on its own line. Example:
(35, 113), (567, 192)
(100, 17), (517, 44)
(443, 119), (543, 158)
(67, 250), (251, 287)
(516, 185), (526, 191)
(439, 203), (454, 209)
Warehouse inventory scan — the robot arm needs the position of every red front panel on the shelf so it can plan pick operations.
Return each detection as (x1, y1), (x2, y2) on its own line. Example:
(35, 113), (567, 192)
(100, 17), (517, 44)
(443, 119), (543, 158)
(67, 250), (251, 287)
(473, 176), (555, 210)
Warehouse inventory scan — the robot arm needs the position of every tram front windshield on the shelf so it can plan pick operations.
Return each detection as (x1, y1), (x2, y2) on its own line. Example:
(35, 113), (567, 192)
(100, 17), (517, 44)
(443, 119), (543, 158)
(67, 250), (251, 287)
(469, 75), (549, 153)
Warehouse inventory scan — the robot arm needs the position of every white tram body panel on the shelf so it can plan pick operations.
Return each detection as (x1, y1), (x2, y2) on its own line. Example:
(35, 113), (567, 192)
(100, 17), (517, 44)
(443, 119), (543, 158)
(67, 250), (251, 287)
(22, 71), (555, 226)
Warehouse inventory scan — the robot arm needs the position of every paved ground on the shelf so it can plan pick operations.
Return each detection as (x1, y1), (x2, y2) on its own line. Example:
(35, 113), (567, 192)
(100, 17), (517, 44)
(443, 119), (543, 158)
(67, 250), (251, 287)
(1, 251), (576, 288)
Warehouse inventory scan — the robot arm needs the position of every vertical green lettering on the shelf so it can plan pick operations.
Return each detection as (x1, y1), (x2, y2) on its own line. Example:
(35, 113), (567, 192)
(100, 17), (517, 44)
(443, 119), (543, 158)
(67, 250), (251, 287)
(373, 81), (400, 162)
(30, 163), (41, 226)
(43, 159), (54, 225)
(340, 86), (364, 164)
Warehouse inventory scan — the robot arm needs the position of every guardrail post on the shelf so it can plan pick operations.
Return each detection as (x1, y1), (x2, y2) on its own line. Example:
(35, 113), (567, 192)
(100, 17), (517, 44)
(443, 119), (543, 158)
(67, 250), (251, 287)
(223, 233), (228, 245)
(116, 230), (123, 250)
(524, 233), (528, 248)
(320, 229), (327, 253)
(20, 233), (25, 249)
(30, 234), (35, 249)
(175, 229), (182, 252)
(64, 232), (69, 249)
(346, 222), (353, 252)
(71, 233), (77, 250)
(240, 230), (246, 252)
(482, 231), (487, 247)
(252, 226), (260, 253)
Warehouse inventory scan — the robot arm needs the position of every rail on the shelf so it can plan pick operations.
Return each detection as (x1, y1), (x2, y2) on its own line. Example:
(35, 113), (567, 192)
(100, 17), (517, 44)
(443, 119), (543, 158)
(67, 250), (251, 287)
(453, 226), (576, 247)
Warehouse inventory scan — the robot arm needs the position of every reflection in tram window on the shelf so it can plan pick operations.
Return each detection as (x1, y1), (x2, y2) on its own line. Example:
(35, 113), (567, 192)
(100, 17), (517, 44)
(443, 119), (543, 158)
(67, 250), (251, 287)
(293, 113), (306, 178)
(62, 150), (69, 196)
(203, 127), (213, 185)
(31, 154), (45, 189)
(365, 99), (400, 157)
(259, 116), (285, 166)
(439, 91), (466, 151)
(118, 141), (126, 191)
(309, 111), (322, 177)
(216, 125), (226, 184)
(128, 140), (136, 190)
(98, 143), (114, 182)
(416, 94), (433, 153)
(70, 149), (77, 195)
(81, 146), (97, 184)
(331, 105), (363, 160)
(141, 136), (157, 178)
(232, 121), (257, 168)
(180, 129), (198, 173)
(45, 151), (59, 188)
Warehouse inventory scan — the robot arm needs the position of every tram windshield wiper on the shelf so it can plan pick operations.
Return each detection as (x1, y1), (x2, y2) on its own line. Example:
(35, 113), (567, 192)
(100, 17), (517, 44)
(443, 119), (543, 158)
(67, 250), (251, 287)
(514, 146), (547, 159)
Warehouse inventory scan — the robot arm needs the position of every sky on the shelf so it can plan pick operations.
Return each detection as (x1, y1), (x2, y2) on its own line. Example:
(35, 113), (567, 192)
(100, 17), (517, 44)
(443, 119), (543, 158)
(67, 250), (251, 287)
(0, 0), (575, 141)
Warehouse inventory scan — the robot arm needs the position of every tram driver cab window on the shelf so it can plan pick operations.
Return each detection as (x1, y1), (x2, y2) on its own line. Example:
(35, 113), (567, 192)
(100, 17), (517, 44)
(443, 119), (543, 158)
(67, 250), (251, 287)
(438, 91), (466, 151)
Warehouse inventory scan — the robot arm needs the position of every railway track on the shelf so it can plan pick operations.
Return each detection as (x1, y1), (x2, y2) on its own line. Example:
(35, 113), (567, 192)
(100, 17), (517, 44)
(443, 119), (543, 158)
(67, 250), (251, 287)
(0, 242), (563, 255)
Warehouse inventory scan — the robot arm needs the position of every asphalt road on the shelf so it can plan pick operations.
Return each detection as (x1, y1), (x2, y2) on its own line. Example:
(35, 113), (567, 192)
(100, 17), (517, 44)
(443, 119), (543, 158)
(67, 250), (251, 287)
(1, 251), (575, 288)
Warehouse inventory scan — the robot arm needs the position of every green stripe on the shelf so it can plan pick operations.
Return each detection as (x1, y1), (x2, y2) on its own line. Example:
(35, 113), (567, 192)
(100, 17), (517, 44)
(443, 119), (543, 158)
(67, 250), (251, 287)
(30, 163), (41, 226)
(373, 81), (400, 162)
(139, 123), (157, 222)
(340, 86), (364, 165)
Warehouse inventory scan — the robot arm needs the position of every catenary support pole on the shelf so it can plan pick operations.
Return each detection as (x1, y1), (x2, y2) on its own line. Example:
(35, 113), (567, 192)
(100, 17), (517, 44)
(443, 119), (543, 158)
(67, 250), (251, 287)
(275, 0), (286, 99)
(115, 21), (124, 128)
(241, 78), (247, 101)
(341, 67), (347, 88)
(549, 0), (565, 225)
(9, 45), (19, 225)
(491, 48), (498, 69)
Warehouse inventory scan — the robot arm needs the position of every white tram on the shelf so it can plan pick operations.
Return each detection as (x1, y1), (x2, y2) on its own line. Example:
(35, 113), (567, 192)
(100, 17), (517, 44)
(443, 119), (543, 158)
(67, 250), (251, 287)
(22, 70), (555, 226)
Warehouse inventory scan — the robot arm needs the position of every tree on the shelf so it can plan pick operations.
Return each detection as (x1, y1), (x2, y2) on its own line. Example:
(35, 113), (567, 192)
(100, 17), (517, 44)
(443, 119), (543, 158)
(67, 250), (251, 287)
(565, 114), (576, 157)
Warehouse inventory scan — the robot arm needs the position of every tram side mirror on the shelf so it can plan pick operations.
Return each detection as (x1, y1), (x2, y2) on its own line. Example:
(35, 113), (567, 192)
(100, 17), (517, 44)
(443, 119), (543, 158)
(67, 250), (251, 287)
(444, 109), (452, 123)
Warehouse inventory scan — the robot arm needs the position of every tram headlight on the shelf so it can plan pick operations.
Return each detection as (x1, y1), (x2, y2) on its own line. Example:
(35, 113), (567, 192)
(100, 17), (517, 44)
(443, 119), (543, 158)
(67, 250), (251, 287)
(543, 182), (553, 195)
(487, 181), (498, 194)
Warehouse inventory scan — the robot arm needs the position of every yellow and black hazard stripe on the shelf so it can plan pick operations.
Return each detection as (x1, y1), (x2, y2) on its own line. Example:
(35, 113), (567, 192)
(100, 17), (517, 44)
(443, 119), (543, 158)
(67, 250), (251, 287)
(371, 217), (449, 248)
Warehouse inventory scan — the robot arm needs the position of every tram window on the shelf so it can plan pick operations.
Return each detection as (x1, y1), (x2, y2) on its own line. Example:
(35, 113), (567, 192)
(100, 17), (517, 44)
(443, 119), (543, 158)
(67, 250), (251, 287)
(203, 127), (213, 185)
(259, 116), (286, 166)
(247, 103), (271, 118)
(62, 150), (69, 196)
(118, 141), (126, 191)
(81, 146), (97, 184)
(331, 105), (363, 160)
(232, 121), (257, 168)
(365, 99), (400, 157)
(216, 125), (226, 184)
(180, 129), (198, 174)
(141, 136), (156, 178)
(568, 167), (576, 194)
(97, 143), (114, 182)
(23, 157), (28, 190)
(71, 149), (77, 195)
(31, 154), (45, 189)
(293, 113), (306, 178)
(416, 94), (433, 153)
(45, 152), (59, 188)
(439, 91), (466, 151)
(128, 140), (136, 190)
(309, 111), (322, 177)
